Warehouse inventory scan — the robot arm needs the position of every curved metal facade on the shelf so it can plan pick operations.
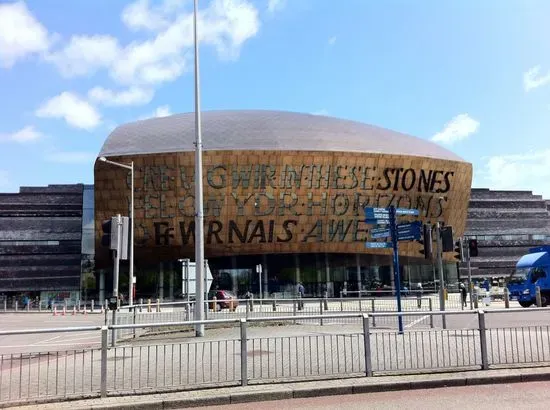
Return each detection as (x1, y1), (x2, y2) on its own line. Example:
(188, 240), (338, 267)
(94, 111), (472, 268)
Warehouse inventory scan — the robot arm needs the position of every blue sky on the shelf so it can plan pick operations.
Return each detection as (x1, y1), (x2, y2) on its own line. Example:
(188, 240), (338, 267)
(1, 0), (549, 197)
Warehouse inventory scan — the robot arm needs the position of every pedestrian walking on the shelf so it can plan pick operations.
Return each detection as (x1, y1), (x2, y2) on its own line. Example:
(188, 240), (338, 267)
(460, 282), (468, 308)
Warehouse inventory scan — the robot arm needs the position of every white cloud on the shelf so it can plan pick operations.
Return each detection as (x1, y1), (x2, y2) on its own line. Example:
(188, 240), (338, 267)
(267, 0), (285, 13)
(45, 151), (97, 164)
(328, 36), (336, 46)
(36, 92), (101, 130)
(524, 65), (550, 92)
(481, 150), (550, 197)
(140, 105), (173, 120)
(0, 126), (43, 143)
(45, 35), (120, 77)
(0, 1), (51, 68)
(311, 109), (329, 116)
(47, 0), (260, 86)
(122, 0), (186, 32)
(432, 114), (479, 145)
(88, 86), (154, 106)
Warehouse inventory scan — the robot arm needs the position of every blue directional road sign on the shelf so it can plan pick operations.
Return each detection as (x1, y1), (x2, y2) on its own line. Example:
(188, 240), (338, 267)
(395, 208), (420, 216)
(371, 230), (390, 239)
(396, 221), (422, 241)
(364, 218), (389, 225)
(364, 207), (390, 220)
(365, 242), (392, 249)
(371, 227), (390, 234)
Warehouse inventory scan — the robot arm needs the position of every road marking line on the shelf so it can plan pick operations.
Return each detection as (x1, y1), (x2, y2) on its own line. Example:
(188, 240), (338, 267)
(31, 335), (62, 346)
(405, 315), (430, 329)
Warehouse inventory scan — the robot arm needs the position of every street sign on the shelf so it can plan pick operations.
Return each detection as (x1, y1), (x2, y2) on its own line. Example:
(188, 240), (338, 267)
(395, 208), (420, 216)
(397, 233), (420, 241)
(364, 218), (389, 225)
(365, 242), (392, 249)
(371, 231), (390, 239)
(371, 227), (390, 234)
(397, 221), (422, 230)
(364, 207), (390, 220)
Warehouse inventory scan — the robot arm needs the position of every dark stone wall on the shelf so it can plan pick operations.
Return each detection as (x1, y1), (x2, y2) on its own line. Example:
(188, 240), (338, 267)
(0, 185), (84, 293)
(461, 188), (550, 279)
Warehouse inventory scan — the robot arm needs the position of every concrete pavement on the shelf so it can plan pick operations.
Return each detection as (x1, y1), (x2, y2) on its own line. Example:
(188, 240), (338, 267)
(8, 366), (550, 409)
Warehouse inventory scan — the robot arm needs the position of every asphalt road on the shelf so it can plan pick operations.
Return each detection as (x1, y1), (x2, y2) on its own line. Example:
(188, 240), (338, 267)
(0, 312), (105, 354)
(201, 381), (550, 410)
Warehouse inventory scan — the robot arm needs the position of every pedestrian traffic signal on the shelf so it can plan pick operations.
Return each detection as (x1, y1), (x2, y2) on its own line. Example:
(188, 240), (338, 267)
(454, 238), (464, 262)
(468, 239), (479, 257)
(418, 223), (432, 259)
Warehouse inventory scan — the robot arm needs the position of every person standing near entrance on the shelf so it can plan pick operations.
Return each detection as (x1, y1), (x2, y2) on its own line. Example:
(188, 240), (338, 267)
(297, 282), (305, 310)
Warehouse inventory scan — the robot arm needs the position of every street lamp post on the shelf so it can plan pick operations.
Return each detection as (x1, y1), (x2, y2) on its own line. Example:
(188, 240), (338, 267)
(99, 156), (135, 307)
(193, 0), (205, 337)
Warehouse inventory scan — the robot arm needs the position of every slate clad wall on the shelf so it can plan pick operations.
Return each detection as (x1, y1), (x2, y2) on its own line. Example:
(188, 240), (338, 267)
(463, 188), (550, 278)
(0, 185), (84, 292)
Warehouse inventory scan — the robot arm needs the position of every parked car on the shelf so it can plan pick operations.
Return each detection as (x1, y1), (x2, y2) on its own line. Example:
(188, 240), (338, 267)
(209, 290), (238, 311)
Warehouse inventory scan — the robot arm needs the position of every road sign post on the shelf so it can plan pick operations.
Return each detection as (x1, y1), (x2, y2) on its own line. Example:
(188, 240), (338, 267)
(388, 206), (404, 334)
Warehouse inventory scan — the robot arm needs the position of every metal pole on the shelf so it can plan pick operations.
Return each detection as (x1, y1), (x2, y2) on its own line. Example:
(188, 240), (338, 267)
(436, 222), (446, 329)
(389, 206), (404, 334)
(129, 161), (134, 307)
(193, 0), (205, 337)
(467, 244), (473, 310)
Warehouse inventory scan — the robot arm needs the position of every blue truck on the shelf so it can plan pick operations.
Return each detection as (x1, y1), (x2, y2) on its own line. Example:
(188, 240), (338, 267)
(508, 246), (550, 307)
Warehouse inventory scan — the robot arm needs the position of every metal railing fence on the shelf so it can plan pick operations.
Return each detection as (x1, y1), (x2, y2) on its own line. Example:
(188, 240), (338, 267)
(2, 308), (550, 406)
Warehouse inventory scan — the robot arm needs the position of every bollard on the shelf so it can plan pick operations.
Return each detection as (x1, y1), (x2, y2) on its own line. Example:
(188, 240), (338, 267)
(26, 301), (30, 312)
(371, 298), (375, 313)
(211, 296), (217, 311)
(292, 299), (297, 324)
(536, 286), (542, 307)
(429, 298), (434, 328)
(272, 299), (276, 312)
(3, 300), (6, 312)
(240, 319), (248, 386)
(478, 310), (489, 370)
(91, 300), (95, 313)
(38, 299), (42, 312)
(358, 298), (362, 312)
(444, 288), (448, 301)
(362, 314), (373, 377)
(156, 298), (161, 312)
(474, 291), (479, 309)
(249, 297), (254, 312)
(245, 298), (250, 318)
(230, 298), (235, 312)
(417, 294), (422, 309)
(65, 300), (68, 312)
(323, 292), (329, 311)
(319, 299), (324, 326)
(77, 300), (80, 312)
(147, 299), (152, 313)
(504, 288), (510, 309)
(15, 301), (18, 312)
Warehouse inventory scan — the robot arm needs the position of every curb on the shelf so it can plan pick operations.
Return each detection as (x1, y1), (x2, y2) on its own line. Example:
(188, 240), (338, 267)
(9, 368), (550, 410)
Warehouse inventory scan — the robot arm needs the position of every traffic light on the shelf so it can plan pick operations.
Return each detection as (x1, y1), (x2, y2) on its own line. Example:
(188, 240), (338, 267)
(101, 219), (113, 248)
(454, 238), (464, 262)
(418, 223), (432, 259)
(468, 239), (478, 257)
(440, 226), (454, 252)
(101, 216), (122, 252)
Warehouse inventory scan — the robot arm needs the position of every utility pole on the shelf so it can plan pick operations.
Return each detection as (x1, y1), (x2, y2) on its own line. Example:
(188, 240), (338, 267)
(435, 222), (446, 329)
